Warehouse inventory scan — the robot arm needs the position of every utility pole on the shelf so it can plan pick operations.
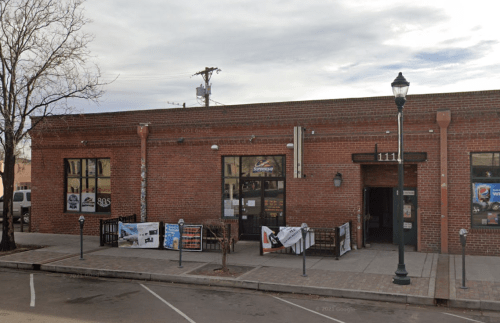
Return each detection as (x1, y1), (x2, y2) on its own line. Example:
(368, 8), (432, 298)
(193, 67), (221, 107)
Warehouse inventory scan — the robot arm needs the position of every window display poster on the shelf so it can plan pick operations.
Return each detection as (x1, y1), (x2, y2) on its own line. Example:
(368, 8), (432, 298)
(67, 193), (80, 212)
(404, 204), (412, 219)
(118, 222), (160, 248)
(488, 213), (499, 225)
(81, 193), (95, 212)
(164, 224), (203, 251)
(339, 222), (351, 256)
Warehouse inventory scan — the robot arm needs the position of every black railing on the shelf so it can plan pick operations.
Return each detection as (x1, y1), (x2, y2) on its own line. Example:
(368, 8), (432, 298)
(203, 224), (234, 253)
(260, 221), (352, 259)
(99, 214), (137, 247)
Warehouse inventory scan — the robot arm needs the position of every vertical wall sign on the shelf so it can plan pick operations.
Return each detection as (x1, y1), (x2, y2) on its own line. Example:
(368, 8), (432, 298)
(294, 126), (304, 178)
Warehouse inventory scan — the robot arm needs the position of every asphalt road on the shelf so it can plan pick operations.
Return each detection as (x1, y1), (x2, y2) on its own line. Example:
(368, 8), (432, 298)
(0, 268), (499, 323)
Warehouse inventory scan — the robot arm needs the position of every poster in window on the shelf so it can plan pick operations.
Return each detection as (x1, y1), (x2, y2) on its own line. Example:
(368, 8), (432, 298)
(96, 178), (111, 212)
(81, 193), (95, 212)
(88, 159), (96, 176)
(67, 193), (80, 211)
(487, 213), (499, 225)
(404, 204), (412, 219)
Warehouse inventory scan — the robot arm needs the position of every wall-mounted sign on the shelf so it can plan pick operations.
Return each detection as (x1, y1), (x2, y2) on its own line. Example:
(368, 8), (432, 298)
(377, 153), (398, 162)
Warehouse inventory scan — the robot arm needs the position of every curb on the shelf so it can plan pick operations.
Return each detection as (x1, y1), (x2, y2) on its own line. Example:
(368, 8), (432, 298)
(1, 260), (497, 311)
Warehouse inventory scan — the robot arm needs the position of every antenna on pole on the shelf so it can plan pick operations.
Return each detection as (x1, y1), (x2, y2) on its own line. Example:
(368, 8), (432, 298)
(193, 67), (221, 108)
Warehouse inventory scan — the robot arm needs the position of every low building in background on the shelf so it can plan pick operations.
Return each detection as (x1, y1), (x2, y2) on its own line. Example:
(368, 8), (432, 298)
(0, 159), (31, 197)
(29, 90), (500, 256)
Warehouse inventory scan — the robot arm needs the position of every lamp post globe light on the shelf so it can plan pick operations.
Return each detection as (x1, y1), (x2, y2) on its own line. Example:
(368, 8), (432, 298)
(392, 72), (411, 285)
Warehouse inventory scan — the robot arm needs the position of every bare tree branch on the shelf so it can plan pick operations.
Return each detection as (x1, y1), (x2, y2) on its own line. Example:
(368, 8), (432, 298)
(0, 0), (107, 251)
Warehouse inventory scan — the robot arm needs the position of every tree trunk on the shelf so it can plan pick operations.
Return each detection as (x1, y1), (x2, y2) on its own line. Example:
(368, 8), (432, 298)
(221, 224), (228, 272)
(0, 140), (17, 251)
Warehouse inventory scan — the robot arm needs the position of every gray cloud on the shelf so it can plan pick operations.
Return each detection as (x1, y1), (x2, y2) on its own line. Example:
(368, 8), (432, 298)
(70, 0), (499, 112)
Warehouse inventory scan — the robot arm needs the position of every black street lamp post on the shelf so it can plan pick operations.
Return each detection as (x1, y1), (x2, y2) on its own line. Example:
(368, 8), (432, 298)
(392, 72), (411, 285)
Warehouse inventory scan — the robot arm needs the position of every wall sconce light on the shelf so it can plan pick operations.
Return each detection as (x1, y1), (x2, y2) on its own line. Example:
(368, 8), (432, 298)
(211, 144), (219, 151)
(333, 172), (343, 187)
(386, 131), (391, 134)
(81, 140), (87, 146)
(286, 143), (294, 149)
(249, 135), (255, 142)
(177, 137), (184, 143)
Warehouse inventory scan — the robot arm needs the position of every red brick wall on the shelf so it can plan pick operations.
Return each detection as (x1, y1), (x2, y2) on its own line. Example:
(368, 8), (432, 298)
(30, 90), (500, 255)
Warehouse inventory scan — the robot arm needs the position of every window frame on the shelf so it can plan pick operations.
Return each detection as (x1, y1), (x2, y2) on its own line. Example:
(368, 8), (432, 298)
(64, 158), (111, 214)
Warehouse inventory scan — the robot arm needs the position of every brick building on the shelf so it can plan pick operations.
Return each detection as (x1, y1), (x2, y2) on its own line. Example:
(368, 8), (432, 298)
(30, 90), (500, 256)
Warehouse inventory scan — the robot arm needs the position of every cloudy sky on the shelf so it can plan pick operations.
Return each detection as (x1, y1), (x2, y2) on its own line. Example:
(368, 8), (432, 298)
(75, 0), (500, 113)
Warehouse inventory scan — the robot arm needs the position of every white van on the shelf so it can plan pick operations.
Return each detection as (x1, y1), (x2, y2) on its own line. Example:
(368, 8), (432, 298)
(0, 189), (31, 223)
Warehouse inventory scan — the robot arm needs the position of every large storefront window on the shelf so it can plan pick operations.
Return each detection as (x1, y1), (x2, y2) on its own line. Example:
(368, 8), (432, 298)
(471, 153), (500, 227)
(65, 158), (111, 213)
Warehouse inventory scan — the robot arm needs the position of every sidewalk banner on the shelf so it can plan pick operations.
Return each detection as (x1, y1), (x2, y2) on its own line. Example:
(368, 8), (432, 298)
(262, 226), (315, 254)
(118, 222), (160, 248)
(164, 224), (203, 251)
(339, 222), (351, 256)
(290, 228), (315, 255)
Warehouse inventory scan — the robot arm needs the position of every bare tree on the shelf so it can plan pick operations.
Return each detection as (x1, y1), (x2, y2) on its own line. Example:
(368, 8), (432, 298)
(0, 0), (104, 251)
(205, 220), (231, 273)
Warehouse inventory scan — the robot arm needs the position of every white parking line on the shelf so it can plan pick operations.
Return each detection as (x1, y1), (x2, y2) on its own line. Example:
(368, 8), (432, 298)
(30, 274), (35, 307)
(443, 312), (485, 322)
(140, 284), (196, 323)
(273, 296), (346, 323)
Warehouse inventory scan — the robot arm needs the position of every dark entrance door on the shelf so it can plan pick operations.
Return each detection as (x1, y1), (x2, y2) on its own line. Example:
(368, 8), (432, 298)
(239, 179), (285, 240)
(364, 187), (394, 245)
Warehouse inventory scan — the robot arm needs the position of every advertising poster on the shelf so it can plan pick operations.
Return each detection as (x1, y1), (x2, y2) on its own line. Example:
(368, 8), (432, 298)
(339, 222), (351, 256)
(67, 193), (80, 212)
(488, 213), (499, 225)
(261, 226), (315, 255)
(81, 193), (95, 212)
(118, 222), (160, 248)
(473, 183), (500, 208)
(164, 224), (203, 251)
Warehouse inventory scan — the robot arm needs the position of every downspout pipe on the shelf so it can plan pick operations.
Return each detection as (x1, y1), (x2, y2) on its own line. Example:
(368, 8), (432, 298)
(137, 124), (149, 223)
(437, 110), (451, 253)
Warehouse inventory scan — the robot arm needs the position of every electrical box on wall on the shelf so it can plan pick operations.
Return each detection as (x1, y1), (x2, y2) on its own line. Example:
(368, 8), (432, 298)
(294, 126), (304, 178)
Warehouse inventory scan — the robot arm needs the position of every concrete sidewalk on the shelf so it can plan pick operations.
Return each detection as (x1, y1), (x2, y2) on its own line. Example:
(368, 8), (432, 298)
(1, 232), (499, 311)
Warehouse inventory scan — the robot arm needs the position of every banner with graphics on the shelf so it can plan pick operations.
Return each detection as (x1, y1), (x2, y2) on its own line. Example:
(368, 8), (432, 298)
(261, 226), (314, 254)
(164, 224), (203, 251)
(339, 222), (351, 256)
(118, 222), (160, 248)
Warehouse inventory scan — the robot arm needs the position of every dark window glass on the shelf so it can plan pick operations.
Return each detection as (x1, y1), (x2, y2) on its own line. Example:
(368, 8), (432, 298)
(13, 192), (23, 202)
